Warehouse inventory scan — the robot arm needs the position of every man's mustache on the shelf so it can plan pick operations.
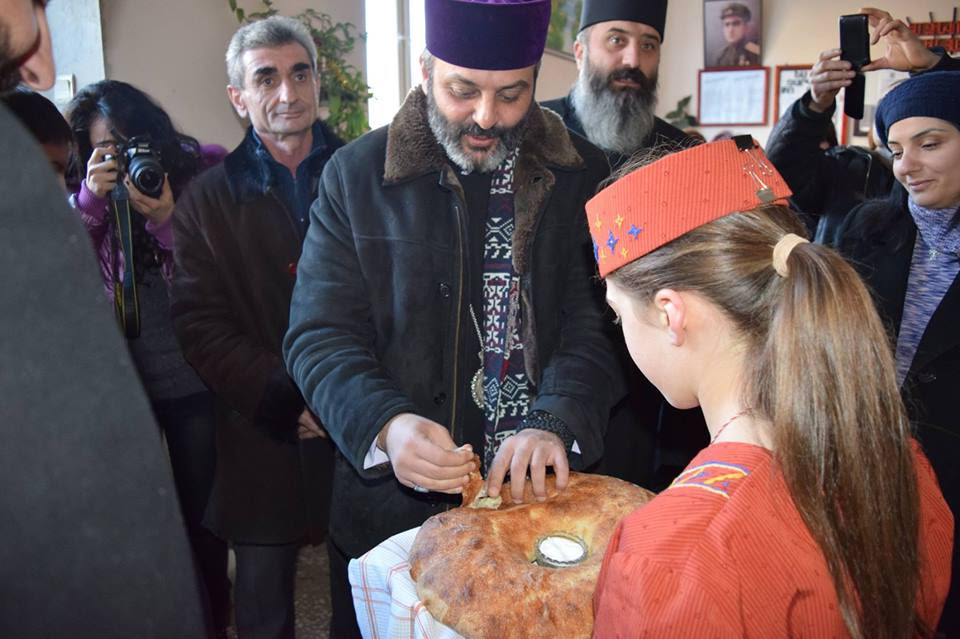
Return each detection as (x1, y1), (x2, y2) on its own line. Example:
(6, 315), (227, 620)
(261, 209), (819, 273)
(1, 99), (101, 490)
(459, 122), (508, 141)
(606, 67), (654, 89)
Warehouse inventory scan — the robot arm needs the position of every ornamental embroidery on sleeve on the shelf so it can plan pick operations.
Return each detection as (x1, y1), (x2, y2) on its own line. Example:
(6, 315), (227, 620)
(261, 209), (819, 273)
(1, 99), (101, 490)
(667, 461), (750, 499)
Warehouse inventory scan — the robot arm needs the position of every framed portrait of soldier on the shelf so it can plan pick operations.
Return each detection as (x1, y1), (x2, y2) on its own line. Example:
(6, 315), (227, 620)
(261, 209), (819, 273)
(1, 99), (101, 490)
(703, 0), (763, 68)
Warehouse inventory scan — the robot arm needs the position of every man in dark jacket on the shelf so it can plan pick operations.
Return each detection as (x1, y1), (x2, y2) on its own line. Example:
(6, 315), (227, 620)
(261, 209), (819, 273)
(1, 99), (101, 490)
(2, 1), (208, 637)
(171, 16), (341, 639)
(283, 1), (620, 636)
(541, 0), (690, 171)
(543, 0), (700, 490)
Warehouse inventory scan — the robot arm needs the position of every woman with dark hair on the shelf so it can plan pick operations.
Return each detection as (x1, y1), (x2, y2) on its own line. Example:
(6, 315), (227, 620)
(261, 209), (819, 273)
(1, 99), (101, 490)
(65, 79), (230, 637)
(587, 139), (951, 637)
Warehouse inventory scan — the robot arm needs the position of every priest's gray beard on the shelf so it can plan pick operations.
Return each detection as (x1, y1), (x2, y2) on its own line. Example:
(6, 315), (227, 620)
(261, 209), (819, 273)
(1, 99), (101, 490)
(570, 57), (658, 155)
(425, 82), (531, 174)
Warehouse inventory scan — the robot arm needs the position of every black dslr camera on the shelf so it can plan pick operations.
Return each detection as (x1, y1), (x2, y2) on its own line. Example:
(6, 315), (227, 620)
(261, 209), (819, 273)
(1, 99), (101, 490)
(115, 136), (164, 198)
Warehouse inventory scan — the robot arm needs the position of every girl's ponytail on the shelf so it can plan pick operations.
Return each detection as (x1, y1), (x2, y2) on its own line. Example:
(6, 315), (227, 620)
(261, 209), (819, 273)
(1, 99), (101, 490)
(759, 237), (920, 638)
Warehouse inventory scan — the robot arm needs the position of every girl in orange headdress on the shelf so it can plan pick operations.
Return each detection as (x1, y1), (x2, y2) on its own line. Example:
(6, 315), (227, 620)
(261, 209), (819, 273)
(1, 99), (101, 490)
(587, 138), (952, 638)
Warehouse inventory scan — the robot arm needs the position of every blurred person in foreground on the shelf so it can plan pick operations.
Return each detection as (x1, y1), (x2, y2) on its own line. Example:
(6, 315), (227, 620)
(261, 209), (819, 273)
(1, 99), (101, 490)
(0, 1), (209, 637)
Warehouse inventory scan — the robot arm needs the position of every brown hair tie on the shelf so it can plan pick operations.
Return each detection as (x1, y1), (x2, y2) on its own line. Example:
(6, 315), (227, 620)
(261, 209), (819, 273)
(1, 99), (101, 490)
(772, 234), (809, 277)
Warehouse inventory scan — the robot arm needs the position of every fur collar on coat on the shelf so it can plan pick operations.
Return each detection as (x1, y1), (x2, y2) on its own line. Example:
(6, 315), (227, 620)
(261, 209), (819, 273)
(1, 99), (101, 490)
(382, 87), (586, 276)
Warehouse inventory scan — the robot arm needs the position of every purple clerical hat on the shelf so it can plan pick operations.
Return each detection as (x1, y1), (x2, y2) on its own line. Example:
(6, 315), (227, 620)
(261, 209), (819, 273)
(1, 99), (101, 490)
(425, 0), (551, 70)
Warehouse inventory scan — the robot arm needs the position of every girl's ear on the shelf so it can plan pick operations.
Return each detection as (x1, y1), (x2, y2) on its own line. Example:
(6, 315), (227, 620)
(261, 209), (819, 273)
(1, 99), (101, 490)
(654, 289), (686, 347)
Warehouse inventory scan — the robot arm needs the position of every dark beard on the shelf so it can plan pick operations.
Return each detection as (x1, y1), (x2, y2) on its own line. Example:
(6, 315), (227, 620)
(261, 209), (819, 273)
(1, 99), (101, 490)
(0, 23), (22, 94)
(570, 58), (659, 155)
(425, 83), (531, 173)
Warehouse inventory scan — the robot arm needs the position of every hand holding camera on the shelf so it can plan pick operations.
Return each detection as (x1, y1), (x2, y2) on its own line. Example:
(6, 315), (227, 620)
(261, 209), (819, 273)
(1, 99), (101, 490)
(85, 137), (173, 224)
(809, 48), (856, 113)
(124, 173), (174, 225)
(808, 8), (942, 116)
(85, 146), (119, 199)
(859, 7), (941, 74)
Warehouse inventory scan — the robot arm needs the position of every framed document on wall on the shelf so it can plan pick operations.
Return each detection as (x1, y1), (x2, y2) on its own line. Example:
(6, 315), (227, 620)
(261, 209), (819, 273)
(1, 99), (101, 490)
(774, 65), (813, 120)
(697, 67), (769, 127)
(775, 65), (845, 143)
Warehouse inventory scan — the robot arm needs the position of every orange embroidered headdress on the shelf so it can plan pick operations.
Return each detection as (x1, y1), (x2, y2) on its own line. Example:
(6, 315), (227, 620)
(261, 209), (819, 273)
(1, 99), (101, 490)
(585, 136), (793, 277)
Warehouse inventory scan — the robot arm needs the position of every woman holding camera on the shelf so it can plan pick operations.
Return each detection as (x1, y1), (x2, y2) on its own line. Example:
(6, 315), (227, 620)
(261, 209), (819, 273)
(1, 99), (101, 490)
(66, 79), (230, 637)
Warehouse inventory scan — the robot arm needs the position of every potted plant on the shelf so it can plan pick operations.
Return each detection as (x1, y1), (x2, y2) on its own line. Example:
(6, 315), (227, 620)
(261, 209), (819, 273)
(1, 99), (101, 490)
(665, 95), (698, 130)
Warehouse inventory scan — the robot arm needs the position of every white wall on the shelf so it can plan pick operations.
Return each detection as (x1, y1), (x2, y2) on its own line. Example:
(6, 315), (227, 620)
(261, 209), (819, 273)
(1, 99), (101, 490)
(43, 0), (105, 108)
(79, 2), (954, 148)
(537, 49), (576, 102)
(537, 1), (959, 145)
(99, 0), (364, 149)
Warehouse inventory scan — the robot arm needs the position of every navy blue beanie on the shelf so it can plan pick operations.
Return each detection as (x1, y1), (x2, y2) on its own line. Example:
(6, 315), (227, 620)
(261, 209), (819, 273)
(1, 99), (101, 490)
(874, 71), (960, 148)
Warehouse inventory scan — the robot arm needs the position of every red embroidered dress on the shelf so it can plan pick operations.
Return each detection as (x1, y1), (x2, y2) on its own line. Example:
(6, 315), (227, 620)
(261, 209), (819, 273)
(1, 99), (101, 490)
(593, 442), (953, 638)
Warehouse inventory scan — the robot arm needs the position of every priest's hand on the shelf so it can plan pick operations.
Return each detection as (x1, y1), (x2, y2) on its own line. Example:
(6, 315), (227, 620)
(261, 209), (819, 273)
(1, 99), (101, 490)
(378, 413), (475, 494)
(486, 429), (570, 504)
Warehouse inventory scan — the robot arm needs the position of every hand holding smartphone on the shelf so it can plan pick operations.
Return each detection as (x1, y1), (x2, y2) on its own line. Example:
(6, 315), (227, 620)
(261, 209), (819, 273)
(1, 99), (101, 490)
(839, 14), (870, 120)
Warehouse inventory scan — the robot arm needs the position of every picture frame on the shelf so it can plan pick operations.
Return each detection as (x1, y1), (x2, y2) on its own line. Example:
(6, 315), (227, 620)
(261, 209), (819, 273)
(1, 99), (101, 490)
(775, 65), (846, 144)
(704, 0), (763, 69)
(545, 0), (582, 59)
(697, 67), (769, 127)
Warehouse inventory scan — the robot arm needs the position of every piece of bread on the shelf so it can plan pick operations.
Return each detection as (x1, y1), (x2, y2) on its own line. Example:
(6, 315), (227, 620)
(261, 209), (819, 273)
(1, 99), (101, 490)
(409, 472), (653, 638)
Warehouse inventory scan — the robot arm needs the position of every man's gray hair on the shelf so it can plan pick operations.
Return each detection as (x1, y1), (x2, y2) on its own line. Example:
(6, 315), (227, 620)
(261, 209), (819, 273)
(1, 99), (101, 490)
(226, 16), (318, 88)
(575, 26), (591, 49)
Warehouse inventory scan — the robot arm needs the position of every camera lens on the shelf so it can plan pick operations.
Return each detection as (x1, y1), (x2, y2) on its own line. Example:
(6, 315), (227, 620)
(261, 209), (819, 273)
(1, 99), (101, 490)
(129, 156), (164, 198)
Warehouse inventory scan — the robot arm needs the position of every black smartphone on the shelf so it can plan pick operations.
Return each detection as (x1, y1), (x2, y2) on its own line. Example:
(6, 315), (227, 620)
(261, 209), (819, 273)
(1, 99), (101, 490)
(840, 14), (870, 120)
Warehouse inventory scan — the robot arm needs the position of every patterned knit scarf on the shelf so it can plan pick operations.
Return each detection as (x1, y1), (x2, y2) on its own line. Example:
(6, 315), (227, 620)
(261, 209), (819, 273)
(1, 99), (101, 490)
(480, 148), (532, 470)
(895, 198), (960, 384)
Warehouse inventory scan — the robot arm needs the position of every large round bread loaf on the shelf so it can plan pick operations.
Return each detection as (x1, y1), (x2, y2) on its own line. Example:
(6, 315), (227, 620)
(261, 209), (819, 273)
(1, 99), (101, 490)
(409, 472), (653, 638)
